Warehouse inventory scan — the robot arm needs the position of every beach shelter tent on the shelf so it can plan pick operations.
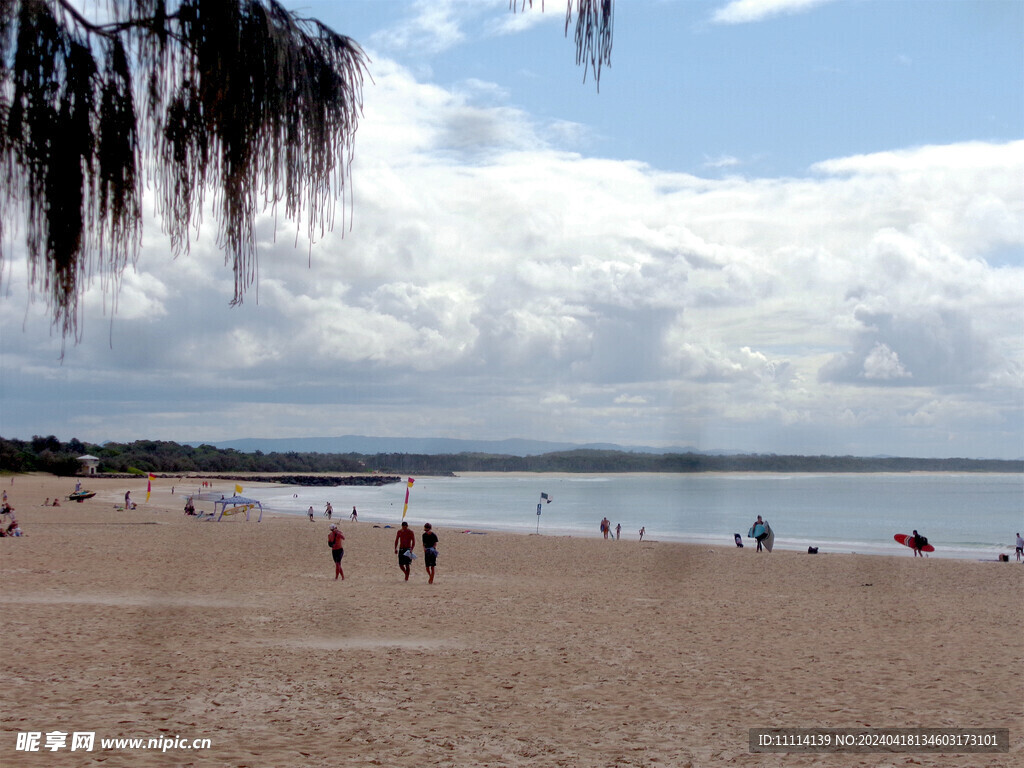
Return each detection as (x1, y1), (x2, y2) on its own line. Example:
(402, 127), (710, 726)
(212, 495), (263, 522)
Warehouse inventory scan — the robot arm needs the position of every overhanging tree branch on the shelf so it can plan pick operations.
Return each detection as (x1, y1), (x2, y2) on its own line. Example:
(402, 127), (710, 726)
(1, 0), (369, 344)
(513, 0), (614, 89)
(1, 1), (613, 345)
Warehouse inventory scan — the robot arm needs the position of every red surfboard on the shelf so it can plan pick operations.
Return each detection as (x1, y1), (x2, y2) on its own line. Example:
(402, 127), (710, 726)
(894, 533), (935, 553)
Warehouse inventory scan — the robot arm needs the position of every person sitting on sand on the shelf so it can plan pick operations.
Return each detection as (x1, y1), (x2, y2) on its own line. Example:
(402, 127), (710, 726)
(43, 498), (50, 506)
(52, 499), (60, 506)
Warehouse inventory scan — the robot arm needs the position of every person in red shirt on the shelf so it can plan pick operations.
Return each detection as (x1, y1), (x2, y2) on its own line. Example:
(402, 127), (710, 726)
(328, 524), (345, 580)
(394, 521), (416, 581)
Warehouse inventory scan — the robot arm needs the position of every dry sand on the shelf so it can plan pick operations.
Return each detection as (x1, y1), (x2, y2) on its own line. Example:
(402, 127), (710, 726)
(1, 473), (1021, 767)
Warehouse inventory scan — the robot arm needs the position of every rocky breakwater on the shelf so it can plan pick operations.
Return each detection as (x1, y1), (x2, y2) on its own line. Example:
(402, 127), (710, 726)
(204, 475), (402, 487)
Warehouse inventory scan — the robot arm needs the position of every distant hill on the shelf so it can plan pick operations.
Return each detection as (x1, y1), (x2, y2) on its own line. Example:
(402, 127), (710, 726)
(203, 435), (700, 457)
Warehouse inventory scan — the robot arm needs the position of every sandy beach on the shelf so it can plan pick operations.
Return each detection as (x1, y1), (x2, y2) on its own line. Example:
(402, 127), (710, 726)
(1, 473), (1020, 767)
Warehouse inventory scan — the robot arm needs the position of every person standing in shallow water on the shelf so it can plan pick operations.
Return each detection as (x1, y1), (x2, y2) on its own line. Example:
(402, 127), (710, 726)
(422, 523), (439, 584)
(395, 521), (416, 581)
(328, 524), (345, 580)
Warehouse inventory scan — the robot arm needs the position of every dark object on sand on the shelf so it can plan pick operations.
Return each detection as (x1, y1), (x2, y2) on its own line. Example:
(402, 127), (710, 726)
(807, 546), (818, 554)
(734, 533), (744, 548)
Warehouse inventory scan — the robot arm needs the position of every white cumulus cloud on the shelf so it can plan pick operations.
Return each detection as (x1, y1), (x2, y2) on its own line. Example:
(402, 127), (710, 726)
(712, 0), (837, 25)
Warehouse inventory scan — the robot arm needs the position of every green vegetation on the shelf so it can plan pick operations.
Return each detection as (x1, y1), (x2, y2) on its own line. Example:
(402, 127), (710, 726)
(0, 435), (368, 475)
(1, 436), (1020, 477)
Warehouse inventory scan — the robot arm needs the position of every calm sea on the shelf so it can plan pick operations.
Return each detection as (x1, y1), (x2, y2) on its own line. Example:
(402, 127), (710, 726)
(248, 473), (1022, 561)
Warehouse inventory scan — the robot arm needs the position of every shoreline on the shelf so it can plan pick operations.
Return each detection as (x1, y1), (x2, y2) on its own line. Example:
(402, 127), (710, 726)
(5, 467), (1021, 573)
(1, 472), (1022, 767)
(19, 471), (1019, 564)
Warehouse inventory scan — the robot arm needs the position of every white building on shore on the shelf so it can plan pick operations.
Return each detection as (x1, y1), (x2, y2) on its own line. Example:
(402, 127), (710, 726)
(77, 455), (100, 475)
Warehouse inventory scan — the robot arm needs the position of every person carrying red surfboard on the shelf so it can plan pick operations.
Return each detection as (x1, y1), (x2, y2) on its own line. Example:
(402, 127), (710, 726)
(911, 529), (928, 557)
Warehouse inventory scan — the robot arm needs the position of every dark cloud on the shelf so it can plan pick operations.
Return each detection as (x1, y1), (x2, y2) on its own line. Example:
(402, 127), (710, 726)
(819, 308), (994, 387)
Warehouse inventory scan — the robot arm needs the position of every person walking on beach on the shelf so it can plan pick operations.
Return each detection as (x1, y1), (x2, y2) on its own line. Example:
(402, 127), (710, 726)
(1015, 532), (1022, 562)
(615, 523), (621, 540)
(328, 524), (345, 580)
(124, 491), (131, 510)
(351, 506), (358, 521)
(422, 523), (439, 584)
(324, 502), (333, 520)
(751, 515), (768, 552)
(911, 529), (927, 557)
(395, 521), (416, 581)
(639, 526), (645, 541)
(307, 506), (315, 522)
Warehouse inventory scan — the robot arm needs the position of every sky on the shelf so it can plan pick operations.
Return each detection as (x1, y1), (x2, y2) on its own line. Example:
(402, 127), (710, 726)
(1, 0), (1022, 458)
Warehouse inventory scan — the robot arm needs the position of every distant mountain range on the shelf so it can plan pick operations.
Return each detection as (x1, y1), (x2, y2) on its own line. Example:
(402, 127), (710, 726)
(203, 435), (709, 457)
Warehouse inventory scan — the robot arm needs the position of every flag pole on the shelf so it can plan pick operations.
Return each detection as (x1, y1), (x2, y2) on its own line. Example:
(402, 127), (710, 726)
(537, 492), (551, 534)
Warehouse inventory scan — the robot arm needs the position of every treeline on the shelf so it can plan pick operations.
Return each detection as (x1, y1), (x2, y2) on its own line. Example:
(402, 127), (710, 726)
(0, 436), (366, 476)
(1, 436), (1021, 476)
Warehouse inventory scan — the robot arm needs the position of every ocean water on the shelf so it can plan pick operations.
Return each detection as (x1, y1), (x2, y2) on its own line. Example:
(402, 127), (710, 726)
(249, 472), (1022, 561)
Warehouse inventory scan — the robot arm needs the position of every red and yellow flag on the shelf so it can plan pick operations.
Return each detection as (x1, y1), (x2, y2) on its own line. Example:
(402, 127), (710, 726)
(402, 478), (415, 519)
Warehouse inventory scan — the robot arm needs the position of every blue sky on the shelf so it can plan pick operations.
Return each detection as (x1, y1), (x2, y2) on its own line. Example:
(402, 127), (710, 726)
(326, 0), (1022, 176)
(1, 0), (1022, 458)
